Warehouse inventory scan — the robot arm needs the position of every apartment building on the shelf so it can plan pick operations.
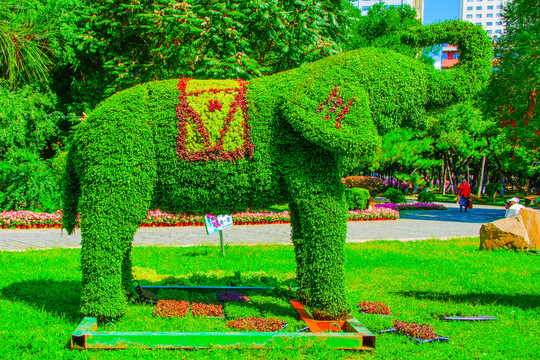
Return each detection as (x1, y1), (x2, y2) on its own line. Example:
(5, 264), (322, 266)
(460, 0), (511, 38)
(351, 0), (424, 22)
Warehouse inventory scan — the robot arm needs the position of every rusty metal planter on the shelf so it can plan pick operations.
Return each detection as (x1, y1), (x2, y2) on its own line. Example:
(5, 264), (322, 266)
(71, 297), (375, 350)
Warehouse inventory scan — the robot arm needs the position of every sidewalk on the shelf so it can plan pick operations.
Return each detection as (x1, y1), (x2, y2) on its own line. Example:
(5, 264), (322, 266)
(0, 202), (505, 251)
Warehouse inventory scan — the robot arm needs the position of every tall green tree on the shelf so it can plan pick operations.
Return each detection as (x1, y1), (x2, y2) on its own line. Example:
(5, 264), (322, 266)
(344, 1), (434, 65)
(74, 0), (349, 108)
(485, 0), (539, 149)
(0, 2), (58, 87)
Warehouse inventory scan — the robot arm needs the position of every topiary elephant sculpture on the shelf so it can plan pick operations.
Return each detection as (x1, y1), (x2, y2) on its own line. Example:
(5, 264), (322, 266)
(63, 21), (492, 319)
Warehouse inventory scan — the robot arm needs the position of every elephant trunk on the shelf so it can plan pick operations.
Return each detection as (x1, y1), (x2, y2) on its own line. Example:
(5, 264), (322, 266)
(402, 20), (493, 108)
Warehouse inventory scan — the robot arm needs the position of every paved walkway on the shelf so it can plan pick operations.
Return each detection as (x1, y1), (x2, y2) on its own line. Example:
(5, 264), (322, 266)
(0, 202), (506, 251)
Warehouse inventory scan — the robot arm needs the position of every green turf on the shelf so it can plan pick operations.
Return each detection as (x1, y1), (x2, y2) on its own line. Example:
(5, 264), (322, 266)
(0, 238), (539, 359)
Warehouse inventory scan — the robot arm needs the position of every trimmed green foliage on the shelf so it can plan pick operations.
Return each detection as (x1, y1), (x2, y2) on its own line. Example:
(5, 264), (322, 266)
(417, 190), (436, 203)
(344, 188), (370, 210)
(385, 188), (407, 204)
(63, 20), (492, 319)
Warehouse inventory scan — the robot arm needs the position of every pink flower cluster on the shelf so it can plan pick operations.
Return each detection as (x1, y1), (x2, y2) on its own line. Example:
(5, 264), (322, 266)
(375, 202), (446, 211)
(348, 208), (400, 221)
(0, 210), (65, 228)
(1, 207), (401, 229)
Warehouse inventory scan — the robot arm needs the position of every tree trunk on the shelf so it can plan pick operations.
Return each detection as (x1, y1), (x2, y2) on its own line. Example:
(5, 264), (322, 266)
(477, 156), (486, 197)
(442, 156), (447, 195)
(447, 164), (456, 194)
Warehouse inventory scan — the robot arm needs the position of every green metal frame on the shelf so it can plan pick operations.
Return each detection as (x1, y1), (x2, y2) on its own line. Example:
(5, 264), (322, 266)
(71, 317), (375, 350)
(70, 287), (376, 350)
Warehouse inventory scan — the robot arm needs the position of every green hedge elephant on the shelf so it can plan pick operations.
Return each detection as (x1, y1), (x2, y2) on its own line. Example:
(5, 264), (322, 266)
(63, 21), (492, 319)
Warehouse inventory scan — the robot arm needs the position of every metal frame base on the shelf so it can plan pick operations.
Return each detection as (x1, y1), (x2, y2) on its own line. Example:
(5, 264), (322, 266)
(71, 296), (375, 350)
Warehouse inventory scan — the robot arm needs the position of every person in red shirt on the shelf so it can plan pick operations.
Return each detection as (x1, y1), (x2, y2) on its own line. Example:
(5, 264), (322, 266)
(457, 178), (471, 212)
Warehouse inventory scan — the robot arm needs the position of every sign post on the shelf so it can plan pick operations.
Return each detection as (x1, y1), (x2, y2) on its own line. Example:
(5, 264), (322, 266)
(219, 230), (225, 256)
(204, 214), (233, 256)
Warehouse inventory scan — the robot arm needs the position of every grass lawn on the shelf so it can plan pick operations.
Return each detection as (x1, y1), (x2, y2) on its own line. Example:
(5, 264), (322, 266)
(0, 238), (539, 359)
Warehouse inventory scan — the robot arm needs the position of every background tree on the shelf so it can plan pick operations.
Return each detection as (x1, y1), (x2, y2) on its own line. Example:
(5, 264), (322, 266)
(484, 0), (539, 150)
(344, 2), (435, 65)
(0, 2), (58, 87)
(73, 0), (350, 110)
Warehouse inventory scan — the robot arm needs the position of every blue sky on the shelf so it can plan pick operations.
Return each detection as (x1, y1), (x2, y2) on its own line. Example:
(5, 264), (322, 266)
(423, 0), (461, 25)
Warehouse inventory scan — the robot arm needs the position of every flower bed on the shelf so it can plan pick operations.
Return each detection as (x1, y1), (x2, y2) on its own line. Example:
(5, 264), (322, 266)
(0, 207), (400, 229)
(376, 202), (447, 211)
(357, 301), (392, 315)
(0, 210), (65, 229)
(191, 303), (224, 317)
(348, 208), (399, 221)
(393, 320), (438, 340)
(152, 300), (190, 318)
(226, 317), (284, 332)
(217, 291), (250, 303)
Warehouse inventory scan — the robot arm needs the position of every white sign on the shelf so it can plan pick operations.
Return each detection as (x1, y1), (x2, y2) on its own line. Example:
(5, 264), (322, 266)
(204, 214), (233, 235)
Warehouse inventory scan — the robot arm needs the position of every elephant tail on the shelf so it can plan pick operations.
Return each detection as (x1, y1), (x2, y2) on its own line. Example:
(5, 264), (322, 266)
(62, 138), (81, 235)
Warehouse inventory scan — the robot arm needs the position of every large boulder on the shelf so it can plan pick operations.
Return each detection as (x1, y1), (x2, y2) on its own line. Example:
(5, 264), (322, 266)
(479, 216), (531, 250)
(517, 207), (540, 249)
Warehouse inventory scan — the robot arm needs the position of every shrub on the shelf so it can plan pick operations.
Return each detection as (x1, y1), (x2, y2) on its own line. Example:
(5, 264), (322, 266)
(417, 190), (436, 203)
(0, 150), (62, 212)
(485, 183), (502, 202)
(342, 175), (382, 196)
(344, 188), (370, 210)
(384, 188), (406, 204)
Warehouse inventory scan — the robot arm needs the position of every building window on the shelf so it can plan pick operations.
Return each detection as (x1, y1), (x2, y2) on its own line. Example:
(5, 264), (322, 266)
(476, 22), (481, 25)
(442, 53), (447, 60)
(497, 5), (502, 9)
(487, 22), (492, 26)
(467, 6), (473, 10)
(497, 13), (502, 17)
(476, 14), (482, 18)
(362, 6), (369, 11)
(476, 6), (482, 10)
(496, 29), (502, 34)
(487, 5), (493, 9)
(468, 0), (473, 2)
(454, 53), (460, 60)
(487, 30), (493, 34)
(487, 13), (493, 18)
(496, 21), (502, 26)
(467, 14), (473, 19)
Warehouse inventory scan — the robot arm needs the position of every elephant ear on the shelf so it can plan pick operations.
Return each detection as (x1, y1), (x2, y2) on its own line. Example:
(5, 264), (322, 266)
(282, 72), (381, 157)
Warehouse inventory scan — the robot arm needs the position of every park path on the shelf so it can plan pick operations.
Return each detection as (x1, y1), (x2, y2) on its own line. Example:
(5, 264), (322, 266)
(0, 202), (506, 251)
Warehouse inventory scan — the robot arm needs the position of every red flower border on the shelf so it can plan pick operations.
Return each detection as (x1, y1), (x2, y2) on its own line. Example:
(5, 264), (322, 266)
(175, 78), (254, 162)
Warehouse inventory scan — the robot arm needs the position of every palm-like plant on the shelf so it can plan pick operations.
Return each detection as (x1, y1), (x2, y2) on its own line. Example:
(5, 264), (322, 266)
(0, 2), (58, 86)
